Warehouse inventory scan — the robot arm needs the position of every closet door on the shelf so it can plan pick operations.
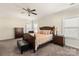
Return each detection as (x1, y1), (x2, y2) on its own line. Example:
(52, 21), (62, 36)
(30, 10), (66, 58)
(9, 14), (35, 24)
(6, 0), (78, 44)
(63, 17), (79, 48)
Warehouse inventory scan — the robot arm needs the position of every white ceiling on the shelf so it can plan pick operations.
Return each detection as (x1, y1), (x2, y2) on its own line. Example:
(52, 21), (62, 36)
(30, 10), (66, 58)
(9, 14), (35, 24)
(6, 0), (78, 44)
(0, 3), (79, 19)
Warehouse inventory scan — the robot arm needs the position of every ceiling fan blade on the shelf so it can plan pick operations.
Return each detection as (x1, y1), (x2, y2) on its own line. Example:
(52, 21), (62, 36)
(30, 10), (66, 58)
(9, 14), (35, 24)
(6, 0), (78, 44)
(22, 8), (27, 11)
(32, 13), (37, 15)
(31, 9), (36, 11)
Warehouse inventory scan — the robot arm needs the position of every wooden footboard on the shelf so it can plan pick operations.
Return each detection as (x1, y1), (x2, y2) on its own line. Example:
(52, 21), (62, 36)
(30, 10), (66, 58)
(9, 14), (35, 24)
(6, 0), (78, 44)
(23, 33), (36, 52)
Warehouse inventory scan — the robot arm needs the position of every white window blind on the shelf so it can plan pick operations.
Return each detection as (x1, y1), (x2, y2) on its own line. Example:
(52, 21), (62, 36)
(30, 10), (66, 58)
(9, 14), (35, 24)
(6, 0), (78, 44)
(63, 17), (79, 40)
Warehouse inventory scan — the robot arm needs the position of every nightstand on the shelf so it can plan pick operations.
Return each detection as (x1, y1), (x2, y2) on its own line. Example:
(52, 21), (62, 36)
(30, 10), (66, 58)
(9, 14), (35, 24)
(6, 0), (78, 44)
(53, 35), (65, 46)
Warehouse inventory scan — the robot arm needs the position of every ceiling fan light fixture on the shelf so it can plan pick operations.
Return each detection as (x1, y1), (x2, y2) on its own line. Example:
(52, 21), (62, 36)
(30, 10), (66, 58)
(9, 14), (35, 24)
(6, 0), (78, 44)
(22, 7), (37, 16)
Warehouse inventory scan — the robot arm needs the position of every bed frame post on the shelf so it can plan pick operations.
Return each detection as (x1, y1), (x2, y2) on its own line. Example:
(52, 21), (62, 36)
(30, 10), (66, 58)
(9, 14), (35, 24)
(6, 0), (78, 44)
(53, 26), (55, 37)
(33, 34), (37, 53)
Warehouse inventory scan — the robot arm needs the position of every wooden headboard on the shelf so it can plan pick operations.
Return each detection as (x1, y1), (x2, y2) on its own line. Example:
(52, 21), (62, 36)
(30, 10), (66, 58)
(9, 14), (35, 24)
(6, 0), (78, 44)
(40, 26), (55, 30)
(40, 26), (55, 36)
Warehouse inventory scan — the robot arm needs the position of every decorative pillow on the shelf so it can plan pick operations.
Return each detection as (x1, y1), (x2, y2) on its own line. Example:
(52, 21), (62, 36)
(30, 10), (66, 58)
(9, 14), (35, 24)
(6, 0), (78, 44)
(41, 30), (51, 35)
(37, 30), (43, 34)
(40, 30), (43, 34)
(45, 30), (50, 35)
(37, 30), (53, 35)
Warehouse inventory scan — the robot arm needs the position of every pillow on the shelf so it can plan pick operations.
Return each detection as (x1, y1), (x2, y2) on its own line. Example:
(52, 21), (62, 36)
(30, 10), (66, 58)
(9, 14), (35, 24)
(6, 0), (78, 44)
(44, 30), (50, 35)
(37, 30), (52, 35)
(40, 30), (43, 34)
(41, 30), (51, 35)
(47, 30), (51, 34)
(37, 30), (43, 34)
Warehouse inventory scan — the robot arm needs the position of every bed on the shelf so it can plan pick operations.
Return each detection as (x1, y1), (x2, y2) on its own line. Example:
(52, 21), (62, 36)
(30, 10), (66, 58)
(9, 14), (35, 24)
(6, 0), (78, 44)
(23, 26), (55, 52)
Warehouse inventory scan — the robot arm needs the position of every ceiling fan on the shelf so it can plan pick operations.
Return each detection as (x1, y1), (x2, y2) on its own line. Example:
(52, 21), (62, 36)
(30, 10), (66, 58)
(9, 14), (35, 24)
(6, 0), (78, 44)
(22, 8), (37, 16)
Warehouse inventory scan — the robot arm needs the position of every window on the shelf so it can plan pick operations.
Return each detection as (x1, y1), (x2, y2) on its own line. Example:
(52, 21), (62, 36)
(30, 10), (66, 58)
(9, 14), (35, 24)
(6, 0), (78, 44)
(63, 16), (79, 48)
(25, 19), (38, 33)
(63, 16), (79, 39)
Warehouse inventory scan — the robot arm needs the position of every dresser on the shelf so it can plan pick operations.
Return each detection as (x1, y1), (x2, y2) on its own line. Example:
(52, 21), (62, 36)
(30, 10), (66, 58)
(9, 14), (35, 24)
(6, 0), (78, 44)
(14, 28), (24, 39)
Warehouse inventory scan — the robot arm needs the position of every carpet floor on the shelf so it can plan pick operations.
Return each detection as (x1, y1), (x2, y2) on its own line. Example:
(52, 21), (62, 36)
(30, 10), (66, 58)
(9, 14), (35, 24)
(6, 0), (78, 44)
(0, 39), (79, 56)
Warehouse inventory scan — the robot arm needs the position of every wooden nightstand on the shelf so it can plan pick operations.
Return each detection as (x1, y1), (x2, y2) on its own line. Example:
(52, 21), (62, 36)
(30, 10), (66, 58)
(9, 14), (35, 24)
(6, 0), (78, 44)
(53, 35), (65, 46)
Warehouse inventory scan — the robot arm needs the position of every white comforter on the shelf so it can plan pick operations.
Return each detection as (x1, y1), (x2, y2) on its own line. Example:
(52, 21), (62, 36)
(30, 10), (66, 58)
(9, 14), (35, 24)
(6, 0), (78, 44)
(35, 34), (53, 51)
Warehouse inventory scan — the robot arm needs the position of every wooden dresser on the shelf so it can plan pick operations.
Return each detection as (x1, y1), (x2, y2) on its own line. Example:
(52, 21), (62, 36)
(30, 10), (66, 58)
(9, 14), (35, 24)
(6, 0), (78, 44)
(14, 28), (24, 39)
(53, 35), (65, 46)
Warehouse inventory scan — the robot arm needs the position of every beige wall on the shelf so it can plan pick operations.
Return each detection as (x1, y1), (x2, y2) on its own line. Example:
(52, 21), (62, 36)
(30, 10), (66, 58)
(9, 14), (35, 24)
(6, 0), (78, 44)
(38, 5), (79, 35)
(38, 5), (79, 48)
(0, 16), (34, 40)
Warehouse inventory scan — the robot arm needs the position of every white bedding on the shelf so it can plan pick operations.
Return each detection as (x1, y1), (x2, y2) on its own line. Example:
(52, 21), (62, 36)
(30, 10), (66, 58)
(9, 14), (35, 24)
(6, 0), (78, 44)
(29, 33), (53, 51)
(35, 33), (53, 51)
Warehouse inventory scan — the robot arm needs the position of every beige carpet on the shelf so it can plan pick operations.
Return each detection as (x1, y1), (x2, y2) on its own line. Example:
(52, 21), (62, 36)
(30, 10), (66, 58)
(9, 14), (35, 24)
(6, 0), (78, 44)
(0, 39), (79, 56)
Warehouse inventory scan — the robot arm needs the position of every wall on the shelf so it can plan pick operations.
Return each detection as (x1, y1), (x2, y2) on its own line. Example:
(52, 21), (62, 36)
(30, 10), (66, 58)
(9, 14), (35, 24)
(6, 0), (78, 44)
(38, 5), (79, 48)
(0, 4), (38, 40)
(38, 5), (79, 35)
(0, 16), (35, 40)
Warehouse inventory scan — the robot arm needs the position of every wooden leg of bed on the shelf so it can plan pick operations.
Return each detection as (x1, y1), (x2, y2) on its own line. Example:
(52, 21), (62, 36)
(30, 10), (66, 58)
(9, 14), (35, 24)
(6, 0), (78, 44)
(33, 49), (36, 53)
(33, 47), (37, 53)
